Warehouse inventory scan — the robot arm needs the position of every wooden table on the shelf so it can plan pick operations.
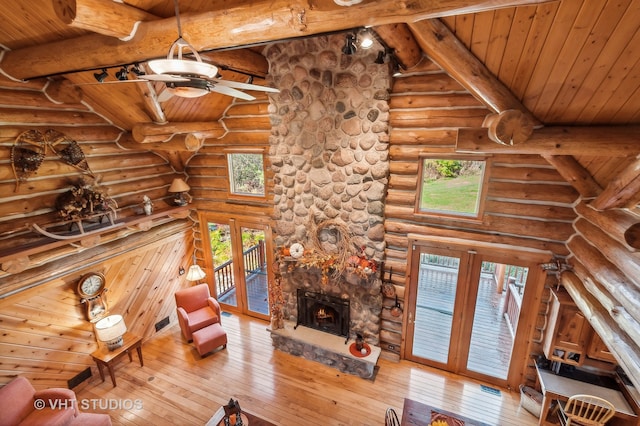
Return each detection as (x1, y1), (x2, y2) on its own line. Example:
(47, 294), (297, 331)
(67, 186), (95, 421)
(536, 365), (637, 425)
(91, 332), (143, 387)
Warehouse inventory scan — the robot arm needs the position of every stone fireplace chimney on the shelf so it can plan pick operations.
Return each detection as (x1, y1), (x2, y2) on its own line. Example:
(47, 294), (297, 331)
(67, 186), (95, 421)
(263, 33), (392, 353)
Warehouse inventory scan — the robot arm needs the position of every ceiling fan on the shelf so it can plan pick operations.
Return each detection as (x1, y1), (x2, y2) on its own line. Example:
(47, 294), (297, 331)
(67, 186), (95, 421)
(105, 0), (279, 101)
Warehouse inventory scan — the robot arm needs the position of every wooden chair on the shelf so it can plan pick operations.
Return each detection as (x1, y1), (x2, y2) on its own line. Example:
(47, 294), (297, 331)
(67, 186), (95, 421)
(385, 407), (400, 426)
(557, 394), (615, 426)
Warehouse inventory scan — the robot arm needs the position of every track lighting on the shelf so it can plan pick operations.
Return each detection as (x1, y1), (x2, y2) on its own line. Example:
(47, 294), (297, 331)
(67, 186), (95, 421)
(93, 69), (108, 83)
(115, 66), (129, 81)
(375, 51), (386, 64)
(358, 29), (374, 49)
(342, 33), (357, 55)
(130, 63), (145, 76)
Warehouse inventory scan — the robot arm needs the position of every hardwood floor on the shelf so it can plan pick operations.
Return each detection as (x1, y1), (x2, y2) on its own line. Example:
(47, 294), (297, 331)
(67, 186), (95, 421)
(75, 313), (539, 426)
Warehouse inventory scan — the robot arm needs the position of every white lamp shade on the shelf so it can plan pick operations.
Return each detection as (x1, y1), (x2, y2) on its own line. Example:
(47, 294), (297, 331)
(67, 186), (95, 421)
(95, 314), (127, 342)
(186, 264), (206, 281)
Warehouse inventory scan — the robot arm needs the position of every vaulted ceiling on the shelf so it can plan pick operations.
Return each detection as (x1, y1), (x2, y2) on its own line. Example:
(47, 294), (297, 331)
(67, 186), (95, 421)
(1, 0), (638, 128)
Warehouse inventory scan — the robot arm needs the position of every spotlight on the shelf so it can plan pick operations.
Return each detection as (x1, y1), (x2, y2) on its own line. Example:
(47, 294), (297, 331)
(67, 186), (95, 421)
(342, 33), (357, 55)
(93, 69), (108, 83)
(115, 66), (129, 81)
(358, 29), (374, 49)
(247, 76), (254, 84)
(130, 63), (145, 76)
(375, 51), (386, 64)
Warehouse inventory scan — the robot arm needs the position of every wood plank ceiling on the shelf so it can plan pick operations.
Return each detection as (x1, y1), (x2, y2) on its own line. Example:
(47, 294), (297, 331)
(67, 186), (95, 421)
(0, 0), (639, 185)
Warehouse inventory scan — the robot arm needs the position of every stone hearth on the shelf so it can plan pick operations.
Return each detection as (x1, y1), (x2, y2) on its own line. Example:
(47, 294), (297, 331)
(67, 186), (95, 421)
(271, 320), (381, 379)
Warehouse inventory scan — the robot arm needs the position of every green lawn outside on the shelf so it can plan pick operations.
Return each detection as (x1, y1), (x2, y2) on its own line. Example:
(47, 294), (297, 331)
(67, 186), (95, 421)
(420, 173), (482, 215)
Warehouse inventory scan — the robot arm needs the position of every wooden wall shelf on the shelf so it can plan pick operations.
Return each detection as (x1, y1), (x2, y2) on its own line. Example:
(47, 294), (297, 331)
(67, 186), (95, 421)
(0, 205), (190, 274)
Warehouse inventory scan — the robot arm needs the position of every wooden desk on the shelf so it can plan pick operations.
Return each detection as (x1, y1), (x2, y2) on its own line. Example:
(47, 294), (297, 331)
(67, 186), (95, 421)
(536, 366), (637, 425)
(91, 332), (143, 387)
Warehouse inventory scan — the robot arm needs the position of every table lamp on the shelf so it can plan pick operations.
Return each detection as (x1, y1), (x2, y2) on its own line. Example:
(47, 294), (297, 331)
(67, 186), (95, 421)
(168, 178), (192, 206)
(95, 314), (127, 351)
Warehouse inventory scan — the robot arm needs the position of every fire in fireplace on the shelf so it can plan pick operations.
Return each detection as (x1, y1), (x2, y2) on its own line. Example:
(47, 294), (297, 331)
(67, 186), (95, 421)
(296, 289), (350, 341)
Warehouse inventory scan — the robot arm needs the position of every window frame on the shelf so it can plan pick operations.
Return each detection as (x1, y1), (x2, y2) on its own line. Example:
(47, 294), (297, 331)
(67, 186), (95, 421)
(414, 155), (490, 221)
(224, 148), (267, 202)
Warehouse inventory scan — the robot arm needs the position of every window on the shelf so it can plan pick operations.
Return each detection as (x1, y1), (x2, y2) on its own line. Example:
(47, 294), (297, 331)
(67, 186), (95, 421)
(227, 152), (265, 197)
(418, 158), (486, 217)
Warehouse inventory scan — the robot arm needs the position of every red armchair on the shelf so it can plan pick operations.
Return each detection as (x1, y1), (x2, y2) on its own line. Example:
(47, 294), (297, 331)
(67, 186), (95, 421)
(0, 376), (111, 426)
(175, 284), (221, 341)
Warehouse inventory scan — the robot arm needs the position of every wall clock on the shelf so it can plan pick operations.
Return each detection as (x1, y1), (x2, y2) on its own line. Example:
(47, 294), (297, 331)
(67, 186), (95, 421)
(77, 272), (108, 322)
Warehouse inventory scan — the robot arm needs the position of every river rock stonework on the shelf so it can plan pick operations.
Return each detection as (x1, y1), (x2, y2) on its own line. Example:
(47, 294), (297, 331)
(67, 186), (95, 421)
(263, 34), (391, 355)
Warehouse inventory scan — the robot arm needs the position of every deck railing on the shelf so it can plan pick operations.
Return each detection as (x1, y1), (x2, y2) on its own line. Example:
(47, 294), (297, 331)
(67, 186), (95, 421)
(214, 241), (266, 297)
(503, 281), (523, 337)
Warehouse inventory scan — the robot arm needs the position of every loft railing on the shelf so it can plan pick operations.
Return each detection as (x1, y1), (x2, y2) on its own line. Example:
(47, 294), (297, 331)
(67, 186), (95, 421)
(214, 241), (266, 297)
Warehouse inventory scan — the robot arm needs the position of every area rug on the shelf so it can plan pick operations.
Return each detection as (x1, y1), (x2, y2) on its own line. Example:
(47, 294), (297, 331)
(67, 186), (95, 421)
(401, 399), (492, 426)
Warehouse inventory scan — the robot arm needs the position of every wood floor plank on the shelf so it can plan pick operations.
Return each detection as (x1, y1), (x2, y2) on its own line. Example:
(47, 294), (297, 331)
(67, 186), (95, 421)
(74, 314), (539, 425)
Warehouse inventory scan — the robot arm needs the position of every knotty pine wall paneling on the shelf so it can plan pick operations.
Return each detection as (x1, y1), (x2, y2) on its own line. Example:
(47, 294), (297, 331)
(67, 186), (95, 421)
(0, 77), (197, 389)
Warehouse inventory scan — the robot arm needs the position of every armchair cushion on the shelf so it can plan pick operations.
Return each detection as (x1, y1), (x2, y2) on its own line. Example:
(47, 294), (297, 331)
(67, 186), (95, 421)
(175, 284), (222, 341)
(0, 376), (111, 426)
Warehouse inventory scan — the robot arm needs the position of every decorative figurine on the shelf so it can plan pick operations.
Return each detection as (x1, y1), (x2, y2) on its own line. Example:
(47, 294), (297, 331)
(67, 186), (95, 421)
(142, 195), (153, 215)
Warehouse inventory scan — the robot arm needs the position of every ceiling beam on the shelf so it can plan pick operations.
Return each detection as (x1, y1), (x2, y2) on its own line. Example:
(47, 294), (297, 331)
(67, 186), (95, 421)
(53, 0), (157, 39)
(0, 0), (550, 80)
(591, 158), (640, 210)
(457, 127), (640, 157)
(408, 18), (541, 128)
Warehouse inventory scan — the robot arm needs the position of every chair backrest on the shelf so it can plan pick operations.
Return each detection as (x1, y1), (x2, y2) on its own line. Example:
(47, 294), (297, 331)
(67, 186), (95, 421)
(564, 394), (615, 426)
(175, 284), (211, 313)
(385, 407), (400, 426)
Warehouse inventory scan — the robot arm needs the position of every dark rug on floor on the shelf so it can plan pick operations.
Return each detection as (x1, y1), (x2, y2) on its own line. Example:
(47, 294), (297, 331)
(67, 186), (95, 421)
(401, 399), (492, 426)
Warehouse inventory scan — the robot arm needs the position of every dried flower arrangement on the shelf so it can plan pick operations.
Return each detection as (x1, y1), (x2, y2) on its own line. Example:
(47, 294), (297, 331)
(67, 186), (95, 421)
(275, 219), (378, 286)
(55, 180), (117, 222)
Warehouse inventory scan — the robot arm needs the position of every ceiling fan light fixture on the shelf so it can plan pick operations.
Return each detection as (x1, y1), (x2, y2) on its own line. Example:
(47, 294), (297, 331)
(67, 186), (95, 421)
(166, 79), (210, 98)
(148, 59), (218, 79)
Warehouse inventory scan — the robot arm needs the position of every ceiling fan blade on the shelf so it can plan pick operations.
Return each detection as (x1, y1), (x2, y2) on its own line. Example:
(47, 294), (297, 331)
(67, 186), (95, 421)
(215, 79), (280, 93)
(157, 89), (174, 102)
(140, 74), (190, 82)
(209, 85), (256, 101)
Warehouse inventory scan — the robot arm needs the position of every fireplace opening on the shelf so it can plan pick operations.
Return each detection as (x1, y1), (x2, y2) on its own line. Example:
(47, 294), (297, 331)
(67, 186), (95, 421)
(296, 289), (350, 342)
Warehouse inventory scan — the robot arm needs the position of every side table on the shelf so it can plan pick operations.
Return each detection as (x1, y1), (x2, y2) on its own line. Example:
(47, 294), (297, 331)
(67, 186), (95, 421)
(91, 331), (143, 387)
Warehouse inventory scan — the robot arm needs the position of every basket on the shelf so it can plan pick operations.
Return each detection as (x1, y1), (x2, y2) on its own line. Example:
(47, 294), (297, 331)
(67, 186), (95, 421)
(519, 385), (543, 418)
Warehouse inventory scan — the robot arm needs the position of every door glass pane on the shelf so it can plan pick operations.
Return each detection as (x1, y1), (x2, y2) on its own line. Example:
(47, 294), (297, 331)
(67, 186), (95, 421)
(411, 252), (460, 363)
(241, 227), (269, 316)
(466, 262), (528, 379)
(209, 222), (236, 307)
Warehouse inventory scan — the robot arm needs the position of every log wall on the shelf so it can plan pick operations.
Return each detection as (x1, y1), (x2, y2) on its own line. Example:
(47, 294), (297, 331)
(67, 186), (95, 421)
(381, 59), (577, 360)
(186, 93), (275, 260)
(0, 76), (195, 388)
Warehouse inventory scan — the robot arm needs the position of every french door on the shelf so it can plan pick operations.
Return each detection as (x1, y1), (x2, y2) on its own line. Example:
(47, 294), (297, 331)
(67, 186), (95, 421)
(405, 240), (544, 389)
(201, 215), (273, 321)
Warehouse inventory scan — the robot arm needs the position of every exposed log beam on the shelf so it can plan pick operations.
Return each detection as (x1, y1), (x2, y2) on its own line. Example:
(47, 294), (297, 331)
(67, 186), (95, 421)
(53, 0), (157, 39)
(575, 201), (640, 252)
(562, 271), (640, 390)
(118, 132), (204, 151)
(1, 0), (550, 80)
(457, 127), (640, 156)
(132, 122), (225, 143)
(44, 79), (84, 104)
(542, 155), (602, 199)
(590, 157), (640, 210)
(408, 19), (541, 129)
(483, 109), (535, 146)
(373, 24), (423, 70)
